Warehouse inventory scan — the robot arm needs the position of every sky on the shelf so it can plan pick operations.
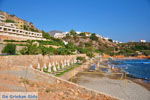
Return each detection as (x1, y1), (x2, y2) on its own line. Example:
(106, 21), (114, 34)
(0, 0), (150, 42)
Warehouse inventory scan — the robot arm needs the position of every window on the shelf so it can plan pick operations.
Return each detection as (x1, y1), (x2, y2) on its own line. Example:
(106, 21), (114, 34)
(8, 29), (11, 31)
(4, 28), (7, 31)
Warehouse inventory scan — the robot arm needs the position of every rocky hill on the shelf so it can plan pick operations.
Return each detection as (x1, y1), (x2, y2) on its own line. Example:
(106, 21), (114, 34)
(62, 34), (117, 52)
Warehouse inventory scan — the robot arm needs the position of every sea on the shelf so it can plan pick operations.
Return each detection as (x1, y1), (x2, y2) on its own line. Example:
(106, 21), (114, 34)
(109, 59), (150, 81)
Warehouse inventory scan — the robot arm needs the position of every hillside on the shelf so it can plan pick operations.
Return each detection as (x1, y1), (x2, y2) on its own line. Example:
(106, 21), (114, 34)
(1, 11), (149, 57)
(63, 35), (117, 51)
(117, 42), (150, 56)
(0, 11), (40, 32)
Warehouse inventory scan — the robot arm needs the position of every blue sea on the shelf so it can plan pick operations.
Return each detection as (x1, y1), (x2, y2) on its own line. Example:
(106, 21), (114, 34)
(109, 59), (150, 81)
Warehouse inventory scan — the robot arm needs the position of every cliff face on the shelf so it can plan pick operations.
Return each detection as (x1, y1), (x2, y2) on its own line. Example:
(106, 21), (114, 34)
(0, 11), (40, 32)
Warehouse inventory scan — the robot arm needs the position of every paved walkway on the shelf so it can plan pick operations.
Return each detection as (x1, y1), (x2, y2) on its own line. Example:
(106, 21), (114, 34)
(76, 75), (150, 100)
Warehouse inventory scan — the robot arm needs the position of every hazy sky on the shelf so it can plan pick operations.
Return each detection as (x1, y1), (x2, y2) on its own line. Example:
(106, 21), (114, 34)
(0, 0), (150, 42)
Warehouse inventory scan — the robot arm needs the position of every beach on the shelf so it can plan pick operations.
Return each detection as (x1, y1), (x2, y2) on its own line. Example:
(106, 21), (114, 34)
(70, 58), (150, 100)
(71, 73), (150, 100)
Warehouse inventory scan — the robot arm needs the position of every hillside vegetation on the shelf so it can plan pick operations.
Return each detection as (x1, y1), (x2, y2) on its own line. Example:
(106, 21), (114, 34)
(116, 42), (150, 56)
(2, 30), (150, 57)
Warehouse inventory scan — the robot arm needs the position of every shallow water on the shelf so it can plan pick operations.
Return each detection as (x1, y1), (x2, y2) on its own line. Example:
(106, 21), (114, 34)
(110, 59), (150, 80)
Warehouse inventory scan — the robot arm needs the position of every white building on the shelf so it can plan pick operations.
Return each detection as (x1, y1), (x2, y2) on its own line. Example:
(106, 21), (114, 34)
(0, 25), (43, 39)
(48, 30), (67, 38)
(103, 37), (109, 40)
(96, 34), (102, 38)
(76, 31), (81, 34)
(140, 40), (146, 43)
(54, 33), (66, 38)
(4, 23), (17, 28)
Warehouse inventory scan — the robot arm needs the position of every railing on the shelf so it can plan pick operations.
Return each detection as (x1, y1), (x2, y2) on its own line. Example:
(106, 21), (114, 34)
(0, 25), (42, 38)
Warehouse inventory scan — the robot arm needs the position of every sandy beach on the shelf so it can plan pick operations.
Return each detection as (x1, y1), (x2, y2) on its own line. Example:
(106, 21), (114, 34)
(71, 73), (150, 100)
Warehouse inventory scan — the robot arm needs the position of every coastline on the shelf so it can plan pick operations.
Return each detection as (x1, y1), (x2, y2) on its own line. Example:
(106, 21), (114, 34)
(107, 57), (150, 91)
(70, 72), (150, 100)
(69, 57), (150, 100)
(126, 76), (150, 91)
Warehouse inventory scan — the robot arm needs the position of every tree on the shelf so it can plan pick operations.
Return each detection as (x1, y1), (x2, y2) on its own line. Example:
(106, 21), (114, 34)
(20, 42), (42, 55)
(65, 42), (77, 52)
(5, 19), (15, 23)
(42, 30), (51, 39)
(69, 29), (77, 36)
(79, 32), (86, 36)
(23, 25), (28, 30)
(90, 33), (98, 41)
(108, 39), (113, 42)
(2, 44), (16, 55)
(39, 46), (56, 55)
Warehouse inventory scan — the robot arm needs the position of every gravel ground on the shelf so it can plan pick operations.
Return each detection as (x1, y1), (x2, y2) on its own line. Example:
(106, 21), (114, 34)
(0, 67), (118, 100)
(76, 75), (150, 100)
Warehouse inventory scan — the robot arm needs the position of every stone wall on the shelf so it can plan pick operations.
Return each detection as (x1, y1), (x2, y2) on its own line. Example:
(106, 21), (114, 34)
(0, 44), (5, 53)
(60, 61), (91, 80)
(0, 43), (25, 54)
(0, 54), (86, 68)
(0, 35), (26, 41)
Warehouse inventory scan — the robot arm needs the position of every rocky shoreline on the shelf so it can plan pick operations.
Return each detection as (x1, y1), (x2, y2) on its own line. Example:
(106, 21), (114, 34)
(110, 57), (150, 91)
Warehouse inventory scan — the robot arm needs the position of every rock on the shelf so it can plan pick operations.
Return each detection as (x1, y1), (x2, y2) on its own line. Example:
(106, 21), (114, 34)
(56, 80), (60, 84)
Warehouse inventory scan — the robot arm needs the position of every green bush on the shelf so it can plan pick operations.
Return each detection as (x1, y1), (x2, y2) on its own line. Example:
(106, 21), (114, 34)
(20, 42), (42, 55)
(86, 52), (94, 58)
(79, 32), (86, 36)
(56, 48), (73, 55)
(4, 40), (27, 42)
(77, 47), (88, 54)
(2, 44), (16, 55)
(42, 30), (52, 39)
(108, 39), (113, 42)
(142, 50), (150, 56)
(39, 46), (56, 55)
(65, 42), (77, 52)
(90, 33), (98, 41)
(76, 56), (86, 63)
(69, 29), (77, 36)
(5, 19), (15, 23)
